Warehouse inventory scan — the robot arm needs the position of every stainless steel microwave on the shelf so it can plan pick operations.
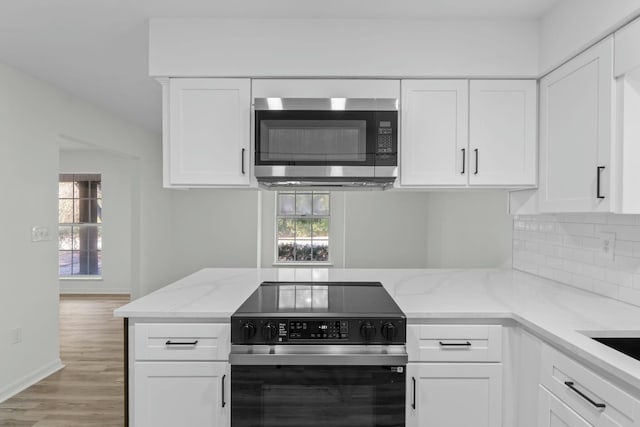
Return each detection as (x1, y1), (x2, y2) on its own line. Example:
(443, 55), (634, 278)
(254, 98), (398, 190)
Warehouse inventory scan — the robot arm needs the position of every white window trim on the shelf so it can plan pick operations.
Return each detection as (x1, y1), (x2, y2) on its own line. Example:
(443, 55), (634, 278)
(273, 191), (331, 265)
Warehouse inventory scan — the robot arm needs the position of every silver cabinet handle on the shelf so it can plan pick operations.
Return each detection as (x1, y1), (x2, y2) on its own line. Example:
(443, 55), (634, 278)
(241, 148), (246, 175)
(461, 148), (466, 175)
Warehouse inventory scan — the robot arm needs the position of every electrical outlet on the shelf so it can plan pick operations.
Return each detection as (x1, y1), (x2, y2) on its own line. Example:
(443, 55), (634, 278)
(598, 232), (616, 261)
(31, 226), (51, 242)
(11, 327), (22, 344)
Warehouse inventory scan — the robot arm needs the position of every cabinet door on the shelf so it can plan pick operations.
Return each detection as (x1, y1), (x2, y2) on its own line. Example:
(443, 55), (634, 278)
(538, 386), (593, 427)
(539, 37), (614, 212)
(406, 363), (502, 427)
(400, 80), (468, 186)
(133, 362), (229, 427)
(166, 78), (250, 187)
(469, 80), (537, 186)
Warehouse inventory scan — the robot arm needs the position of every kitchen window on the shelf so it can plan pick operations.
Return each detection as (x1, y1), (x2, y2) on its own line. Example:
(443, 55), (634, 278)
(58, 174), (102, 276)
(276, 191), (330, 263)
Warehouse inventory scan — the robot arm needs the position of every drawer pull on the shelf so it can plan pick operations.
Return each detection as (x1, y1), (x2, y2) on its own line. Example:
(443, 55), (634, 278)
(165, 340), (199, 346)
(564, 381), (606, 409)
(222, 374), (227, 408)
(411, 376), (416, 410)
(439, 341), (471, 347)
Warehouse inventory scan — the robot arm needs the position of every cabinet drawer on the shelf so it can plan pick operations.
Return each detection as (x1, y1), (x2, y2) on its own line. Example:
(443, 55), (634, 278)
(407, 325), (502, 362)
(540, 344), (640, 427)
(134, 323), (230, 361)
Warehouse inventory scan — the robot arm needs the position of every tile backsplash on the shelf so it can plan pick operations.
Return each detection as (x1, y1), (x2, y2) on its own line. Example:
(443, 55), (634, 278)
(513, 214), (640, 307)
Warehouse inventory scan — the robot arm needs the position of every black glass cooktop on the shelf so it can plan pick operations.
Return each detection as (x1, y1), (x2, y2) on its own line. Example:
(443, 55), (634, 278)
(233, 281), (405, 318)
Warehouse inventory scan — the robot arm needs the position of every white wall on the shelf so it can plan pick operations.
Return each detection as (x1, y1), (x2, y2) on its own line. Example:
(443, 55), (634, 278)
(260, 190), (512, 269)
(424, 191), (513, 268)
(169, 189), (260, 282)
(59, 149), (136, 294)
(149, 18), (540, 78)
(0, 60), (173, 402)
(539, 0), (640, 74)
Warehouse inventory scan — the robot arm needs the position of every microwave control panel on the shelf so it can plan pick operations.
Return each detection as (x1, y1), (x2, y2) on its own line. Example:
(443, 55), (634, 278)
(376, 121), (395, 154)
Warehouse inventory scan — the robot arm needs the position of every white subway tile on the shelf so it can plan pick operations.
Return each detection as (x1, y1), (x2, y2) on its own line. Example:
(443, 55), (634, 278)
(525, 241), (539, 252)
(560, 223), (595, 237)
(615, 240), (634, 257)
(607, 215), (640, 226)
(612, 255), (640, 273)
(633, 242), (640, 258)
(556, 214), (587, 223)
(581, 236), (600, 250)
(563, 235), (583, 248)
(547, 234), (563, 244)
(583, 213), (608, 224)
(596, 224), (640, 242)
(605, 269), (634, 287)
(632, 274), (640, 291)
(546, 255), (563, 269)
(514, 221), (526, 231)
(563, 260), (584, 275)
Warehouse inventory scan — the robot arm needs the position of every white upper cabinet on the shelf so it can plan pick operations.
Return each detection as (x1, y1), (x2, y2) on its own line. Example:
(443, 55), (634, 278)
(163, 78), (251, 187)
(469, 80), (537, 186)
(401, 80), (469, 186)
(615, 16), (640, 77)
(538, 37), (614, 212)
(400, 79), (537, 188)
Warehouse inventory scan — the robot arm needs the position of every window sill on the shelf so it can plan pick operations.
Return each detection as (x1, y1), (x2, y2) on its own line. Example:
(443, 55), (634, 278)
(59, 276), (103, 281)
(272, 262), (333, 267)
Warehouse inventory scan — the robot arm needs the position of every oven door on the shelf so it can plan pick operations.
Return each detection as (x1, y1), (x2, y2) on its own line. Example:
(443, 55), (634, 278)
(232, 365), (405, 427)
(230, 345), (406, 427)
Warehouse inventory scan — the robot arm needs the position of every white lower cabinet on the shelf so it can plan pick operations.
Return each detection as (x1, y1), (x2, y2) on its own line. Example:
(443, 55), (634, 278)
(407, 363), (503, 427)
(406, 324), (503, 427)
(538, 344), (640, 427)
(129, 322), (231, 427)
(538, 385), (593, 427)
(134, 362), (229, 427)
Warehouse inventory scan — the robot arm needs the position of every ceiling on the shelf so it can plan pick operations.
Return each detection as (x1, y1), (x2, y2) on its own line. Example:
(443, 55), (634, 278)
(0, 0), (560, 134)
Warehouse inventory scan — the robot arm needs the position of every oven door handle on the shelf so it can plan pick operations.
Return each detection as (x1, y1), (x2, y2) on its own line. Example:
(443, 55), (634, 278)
(230, 344), (408, 366)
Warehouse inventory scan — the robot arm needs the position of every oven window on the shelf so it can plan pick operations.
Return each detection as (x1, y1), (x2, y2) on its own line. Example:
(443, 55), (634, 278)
(232, 365), (405, 427)
(259, 120), (367, 162)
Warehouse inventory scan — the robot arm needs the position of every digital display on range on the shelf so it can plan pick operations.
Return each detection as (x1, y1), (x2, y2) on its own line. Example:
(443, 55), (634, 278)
(289, 320), (349, 340)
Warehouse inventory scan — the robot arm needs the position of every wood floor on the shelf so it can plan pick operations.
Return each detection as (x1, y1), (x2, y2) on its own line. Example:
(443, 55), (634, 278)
(0, 295), (129, 426)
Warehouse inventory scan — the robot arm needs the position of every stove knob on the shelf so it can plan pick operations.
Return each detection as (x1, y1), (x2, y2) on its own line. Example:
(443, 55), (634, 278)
(241, 321), (256, 340)
(381, 322), (398, 341)
(360, 322), (377, 341)
(261, 322), (278, 341)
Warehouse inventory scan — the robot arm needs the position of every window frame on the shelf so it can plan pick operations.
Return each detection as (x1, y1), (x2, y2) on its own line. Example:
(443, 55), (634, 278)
(58, 173), (103, 278)
(273, 191), (332, 266)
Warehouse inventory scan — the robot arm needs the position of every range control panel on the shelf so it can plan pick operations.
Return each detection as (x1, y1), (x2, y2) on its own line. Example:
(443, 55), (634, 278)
(231, 318), (406, 345)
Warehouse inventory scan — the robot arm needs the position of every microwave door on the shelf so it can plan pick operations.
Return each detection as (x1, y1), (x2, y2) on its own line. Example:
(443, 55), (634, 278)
(255, 111), (376, 167)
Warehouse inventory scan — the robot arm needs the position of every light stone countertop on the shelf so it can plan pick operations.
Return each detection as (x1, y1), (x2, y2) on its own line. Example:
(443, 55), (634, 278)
(115, 268), (640, 392)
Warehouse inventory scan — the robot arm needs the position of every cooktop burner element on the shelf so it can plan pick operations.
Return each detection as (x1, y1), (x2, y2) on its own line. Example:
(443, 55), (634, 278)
(231, 281), (406, 345)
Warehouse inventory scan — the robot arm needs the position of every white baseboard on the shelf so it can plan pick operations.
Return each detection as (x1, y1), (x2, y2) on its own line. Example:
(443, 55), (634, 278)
(59, 288), (130, 295)
(0, 358), (64, 403)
